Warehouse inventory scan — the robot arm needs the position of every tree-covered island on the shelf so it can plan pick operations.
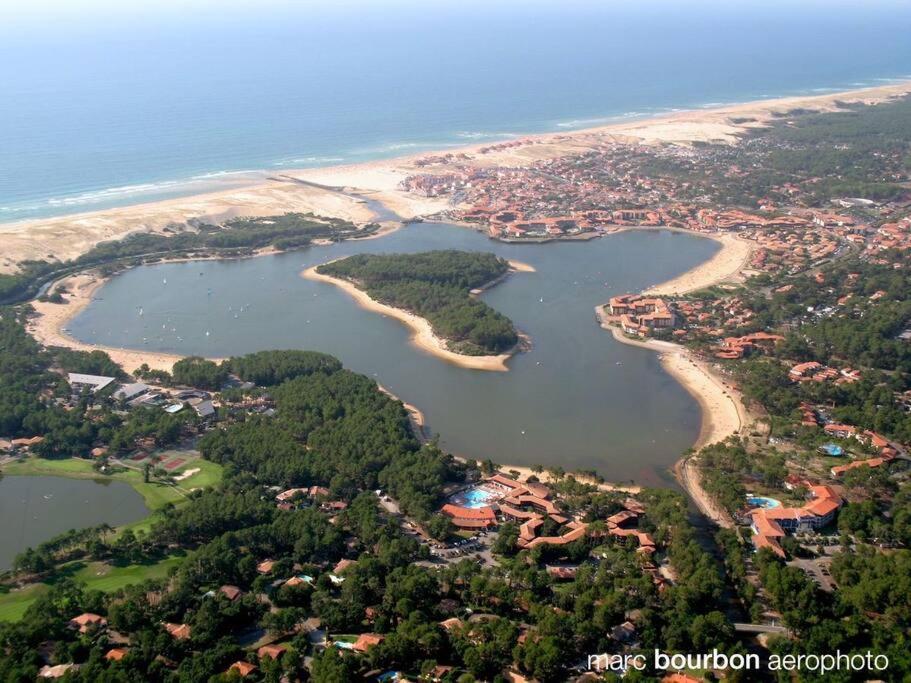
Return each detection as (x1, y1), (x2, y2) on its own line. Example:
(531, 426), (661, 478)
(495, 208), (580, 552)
(316, 251), (520, 356)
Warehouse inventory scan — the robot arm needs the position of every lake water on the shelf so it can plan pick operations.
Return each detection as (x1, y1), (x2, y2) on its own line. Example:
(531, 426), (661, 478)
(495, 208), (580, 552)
(70, 223), (717, 486)
(2, 1), (910, 220)
(0, 475), (148, 570)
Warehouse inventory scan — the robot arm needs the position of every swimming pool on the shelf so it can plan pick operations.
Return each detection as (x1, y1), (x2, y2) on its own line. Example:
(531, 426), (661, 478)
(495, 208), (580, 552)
(819, 443), (844, 456)
(448, 485), (499, 509)
(746, 495), (782, 509)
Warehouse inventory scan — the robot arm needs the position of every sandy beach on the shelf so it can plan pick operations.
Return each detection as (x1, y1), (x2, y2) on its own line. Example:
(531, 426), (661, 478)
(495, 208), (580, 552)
(596, 289), (748, 525)
(27, 272), (189, 374)
(3, 81), (909, 275)
(9, 80), (908, 509)
(601, 329), (743, 526)
(637, 230), (755, 295)
(302, 259), (533, 372)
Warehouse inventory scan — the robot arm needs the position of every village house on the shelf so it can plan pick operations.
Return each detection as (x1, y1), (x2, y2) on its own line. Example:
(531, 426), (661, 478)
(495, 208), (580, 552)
(68, 613), (107, 634)
(257, 643), (288, 660)
(352, 632), (385, 653)
(163, 622), (192, 640)
(67, 373), (115, 395)
(714, 332), (784, 359)
(227, 661), (257, 678)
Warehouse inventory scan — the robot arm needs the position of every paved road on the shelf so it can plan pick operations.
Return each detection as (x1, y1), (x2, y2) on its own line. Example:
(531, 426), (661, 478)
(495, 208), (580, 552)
(734, 623), (789, 635)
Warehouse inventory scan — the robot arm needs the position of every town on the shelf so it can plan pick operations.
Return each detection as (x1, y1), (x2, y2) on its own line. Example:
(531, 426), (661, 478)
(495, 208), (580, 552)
(1, 90), (911, 682)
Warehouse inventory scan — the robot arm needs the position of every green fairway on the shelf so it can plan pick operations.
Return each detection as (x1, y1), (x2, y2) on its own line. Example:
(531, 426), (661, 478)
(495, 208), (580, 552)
(0, 455), (221, 622)
(0, 555), (188, 622)
(3, 455), (222, 511)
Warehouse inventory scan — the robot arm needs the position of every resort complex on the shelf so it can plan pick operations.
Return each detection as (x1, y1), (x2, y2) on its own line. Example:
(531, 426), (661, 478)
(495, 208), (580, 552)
(2, 33), (911, 679)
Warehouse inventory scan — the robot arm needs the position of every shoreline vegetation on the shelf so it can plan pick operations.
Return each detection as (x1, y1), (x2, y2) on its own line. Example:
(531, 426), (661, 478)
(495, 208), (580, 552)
(0, 212), (381, 305)
(2, 81), (909, 272)
(303, 254), (535, 372)
(9, 82), (898, 521)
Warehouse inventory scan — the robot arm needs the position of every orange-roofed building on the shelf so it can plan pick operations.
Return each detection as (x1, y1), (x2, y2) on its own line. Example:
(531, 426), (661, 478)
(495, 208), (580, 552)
(257, 643), (288, 660)
(228, 661), (257, 677)
(750, 484), (842, 557)
(439, 617), (464, 632)
(105, 648), (128, 662)
(441, 504), (497, 530)
(68, 613), (107, 634)
(333, 558), (355, 574)
(662, 674), (702, 683)
(352, 632), (384, 653)
(831, 457), (889, 478)
(219, 585), (243, 601)
(606, 510), (638, 529)
(824, 424), (857, 438)
(488, 474), (525, 491)
(163, 622), (191, 640)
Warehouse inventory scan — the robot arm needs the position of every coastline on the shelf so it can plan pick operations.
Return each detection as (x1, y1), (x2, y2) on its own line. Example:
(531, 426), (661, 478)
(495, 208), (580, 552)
(301, 259), (534, 372)
(3, 81), (910, 274)
(596, 297), (747, 527)
(22, 231), (398, 375)
(9, 80), (906, 510)
(27, 272), (188, 374)
(611, 228), (755, 295)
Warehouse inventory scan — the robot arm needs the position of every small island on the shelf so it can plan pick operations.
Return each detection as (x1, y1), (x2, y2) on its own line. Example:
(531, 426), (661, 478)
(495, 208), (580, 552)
(305, 250), (531, 371)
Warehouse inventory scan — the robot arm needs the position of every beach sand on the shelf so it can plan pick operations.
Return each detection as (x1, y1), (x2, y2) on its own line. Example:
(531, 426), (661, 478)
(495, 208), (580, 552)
(640, 231), (754, 295)
(27, 272), (189, 374)
(301, 260), (533, 372)
(0, 179), (376, 274)
(10, 81), (906, 505)
(3, 81), (909, 275)
(602, 329), (743, 526)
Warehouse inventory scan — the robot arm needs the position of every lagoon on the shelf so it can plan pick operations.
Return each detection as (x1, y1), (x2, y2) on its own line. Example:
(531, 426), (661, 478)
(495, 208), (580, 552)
(70, 223), (717, 486)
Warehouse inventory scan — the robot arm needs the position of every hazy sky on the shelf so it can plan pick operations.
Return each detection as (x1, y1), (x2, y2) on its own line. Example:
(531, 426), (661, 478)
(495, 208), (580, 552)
(3, 0), (910, 26)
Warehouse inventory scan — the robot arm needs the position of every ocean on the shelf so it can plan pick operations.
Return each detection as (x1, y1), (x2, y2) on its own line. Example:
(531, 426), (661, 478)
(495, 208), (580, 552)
(2, 0), (911, 221)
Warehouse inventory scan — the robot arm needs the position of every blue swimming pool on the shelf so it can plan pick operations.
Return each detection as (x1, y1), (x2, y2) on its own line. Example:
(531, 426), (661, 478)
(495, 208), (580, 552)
(746, 495), (781, 509)
(448, 486), (499, 509)
(820, 443), (844, 456)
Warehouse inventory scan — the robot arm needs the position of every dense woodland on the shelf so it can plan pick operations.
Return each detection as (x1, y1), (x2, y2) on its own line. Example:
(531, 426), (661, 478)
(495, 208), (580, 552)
(0, 308), (743, 681)
(0, 213), (373, 304)
(318, 251), (519, 355)
(3, 96), (911, 680)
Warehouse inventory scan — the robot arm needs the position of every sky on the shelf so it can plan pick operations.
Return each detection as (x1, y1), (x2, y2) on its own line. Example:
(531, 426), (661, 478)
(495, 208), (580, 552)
(3, 0), (911, 26)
